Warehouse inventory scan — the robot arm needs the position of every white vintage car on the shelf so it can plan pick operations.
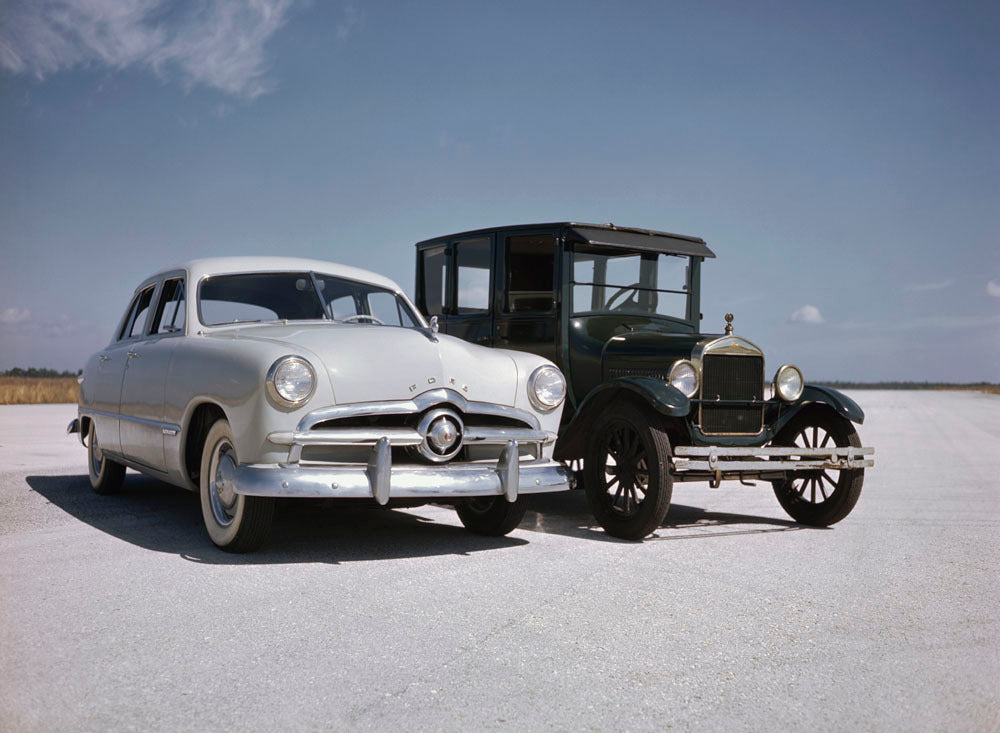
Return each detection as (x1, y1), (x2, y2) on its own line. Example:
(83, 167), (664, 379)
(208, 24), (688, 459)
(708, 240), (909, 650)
(68, 257), (571, 551)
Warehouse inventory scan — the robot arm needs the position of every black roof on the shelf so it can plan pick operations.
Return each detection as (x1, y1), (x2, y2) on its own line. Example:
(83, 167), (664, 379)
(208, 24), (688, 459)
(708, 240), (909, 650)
(414, 222), (716, 258)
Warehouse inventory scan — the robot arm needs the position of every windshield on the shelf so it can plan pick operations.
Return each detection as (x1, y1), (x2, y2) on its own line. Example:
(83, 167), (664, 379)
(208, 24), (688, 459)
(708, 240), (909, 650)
(571, 247), (690, 319)
(199, 272), (420, 328)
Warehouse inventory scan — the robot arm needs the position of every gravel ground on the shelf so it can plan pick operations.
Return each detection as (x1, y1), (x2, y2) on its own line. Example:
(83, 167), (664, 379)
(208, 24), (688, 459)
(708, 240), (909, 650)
(1, 391), (997, 732)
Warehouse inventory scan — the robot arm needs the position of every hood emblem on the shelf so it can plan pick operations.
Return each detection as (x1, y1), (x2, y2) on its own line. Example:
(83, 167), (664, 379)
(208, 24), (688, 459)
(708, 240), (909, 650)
(724, 313), (734, 335)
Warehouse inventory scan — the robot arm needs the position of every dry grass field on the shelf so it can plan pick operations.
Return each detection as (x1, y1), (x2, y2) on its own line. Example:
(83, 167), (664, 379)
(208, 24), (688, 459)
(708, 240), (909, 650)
(0, 378), (79, 405)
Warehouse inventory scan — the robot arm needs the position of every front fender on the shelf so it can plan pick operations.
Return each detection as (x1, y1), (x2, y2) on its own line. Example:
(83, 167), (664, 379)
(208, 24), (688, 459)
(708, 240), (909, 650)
(771, 384), (865, 437)
(554, 377), (689, 460)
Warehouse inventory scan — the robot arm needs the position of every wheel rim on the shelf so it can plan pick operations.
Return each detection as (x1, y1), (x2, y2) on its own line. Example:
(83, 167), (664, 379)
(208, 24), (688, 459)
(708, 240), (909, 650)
(598, 421), (648, 518)
(465, 497), (496, 514)
(208, 438), (239, 527)
(786, 424), (842, 504)
(89, 427), (104, 476)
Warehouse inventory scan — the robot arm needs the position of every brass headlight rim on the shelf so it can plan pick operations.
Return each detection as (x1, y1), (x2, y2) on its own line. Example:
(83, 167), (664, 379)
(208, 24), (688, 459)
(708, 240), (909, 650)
(668, 359), (700, 399)
(774, 363), (804, 403)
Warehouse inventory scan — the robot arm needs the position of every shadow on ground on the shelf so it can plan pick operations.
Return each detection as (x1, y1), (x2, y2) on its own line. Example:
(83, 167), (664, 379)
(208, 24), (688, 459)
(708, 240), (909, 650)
(25, 474), (527, 564)
(522, 491), (809, 541)
(26, 474), (812, 561)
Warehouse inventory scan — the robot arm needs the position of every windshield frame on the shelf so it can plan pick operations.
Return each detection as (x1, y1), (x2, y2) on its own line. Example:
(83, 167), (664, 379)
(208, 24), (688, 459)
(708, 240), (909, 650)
(568, 247), (695, 324)
(196, 270), (423, 329)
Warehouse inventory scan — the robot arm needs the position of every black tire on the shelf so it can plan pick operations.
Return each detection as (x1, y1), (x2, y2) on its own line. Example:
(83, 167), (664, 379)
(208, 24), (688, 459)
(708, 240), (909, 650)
(770, 406), (864, 526)
(87, 420), (126, 495)
(199, 419), (274, 552)
(584, 401), (673, 540)
(456, 497), (528, 536)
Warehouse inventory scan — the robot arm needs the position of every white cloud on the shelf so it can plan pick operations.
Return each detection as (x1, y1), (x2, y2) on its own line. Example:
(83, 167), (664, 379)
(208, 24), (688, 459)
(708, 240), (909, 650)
(0, 0), (294, 98)
(988, 280), (1000, 298)
(789, 304), (824, 325)
(903, 280), (954, 293)
(0, 307), (32, 324)
(336, 5), (359, 42)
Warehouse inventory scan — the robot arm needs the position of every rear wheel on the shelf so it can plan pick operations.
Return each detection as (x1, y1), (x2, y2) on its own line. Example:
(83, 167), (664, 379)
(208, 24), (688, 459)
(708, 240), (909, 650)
(199, 419), (274, 552)
(584, 402), (673, 540)
(456, 497), (527, 536)
(87, 420), (126, 495)
(770, 407), (864, 526)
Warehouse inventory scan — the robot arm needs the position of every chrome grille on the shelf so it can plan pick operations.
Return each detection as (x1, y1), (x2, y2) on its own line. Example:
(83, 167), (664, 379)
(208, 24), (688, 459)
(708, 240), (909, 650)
(699, 354), (764, 435)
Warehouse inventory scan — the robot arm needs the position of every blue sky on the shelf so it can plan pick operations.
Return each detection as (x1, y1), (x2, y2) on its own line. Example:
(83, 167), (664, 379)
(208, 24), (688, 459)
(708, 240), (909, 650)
(1, 0), (997, 381)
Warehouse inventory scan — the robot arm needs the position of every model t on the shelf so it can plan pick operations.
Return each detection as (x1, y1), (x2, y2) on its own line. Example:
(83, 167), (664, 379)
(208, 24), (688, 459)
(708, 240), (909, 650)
(414, 223), (874, 539)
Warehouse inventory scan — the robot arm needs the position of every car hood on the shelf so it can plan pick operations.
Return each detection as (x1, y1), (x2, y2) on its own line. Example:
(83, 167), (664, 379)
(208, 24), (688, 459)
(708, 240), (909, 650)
(217, 323), (519, 406)
(603, 330), (715, 363)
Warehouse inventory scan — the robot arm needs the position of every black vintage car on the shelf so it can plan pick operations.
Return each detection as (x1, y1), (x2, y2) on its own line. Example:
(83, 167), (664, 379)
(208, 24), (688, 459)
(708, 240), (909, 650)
(414, 223), (874, 539)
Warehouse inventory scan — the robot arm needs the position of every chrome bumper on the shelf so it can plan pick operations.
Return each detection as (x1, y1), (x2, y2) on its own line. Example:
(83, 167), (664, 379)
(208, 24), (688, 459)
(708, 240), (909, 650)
(236, 439), (571, 504)
(672, 445), (874, 472)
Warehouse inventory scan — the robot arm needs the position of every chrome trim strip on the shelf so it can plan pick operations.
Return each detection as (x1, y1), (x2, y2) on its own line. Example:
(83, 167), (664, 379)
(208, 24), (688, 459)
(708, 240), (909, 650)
(269, 428), (424, 447)
(80, 407), (181, 435)
(268, 426), (553, 448)
(296, 388), (541, 431)
(232, 457), (571, 500)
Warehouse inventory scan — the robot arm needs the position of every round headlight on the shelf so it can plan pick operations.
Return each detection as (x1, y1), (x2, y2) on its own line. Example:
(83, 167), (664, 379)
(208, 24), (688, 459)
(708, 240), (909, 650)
(774, 364), (804, 402)
(668, 359), (699, 398)
(267, 356), (316, 406)
(528, 365), (566, 411)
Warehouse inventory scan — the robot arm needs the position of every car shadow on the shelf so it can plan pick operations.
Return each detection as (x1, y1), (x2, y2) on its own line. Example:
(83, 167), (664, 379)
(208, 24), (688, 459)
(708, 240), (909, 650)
(521, 491), (813, 541)
(25, 474), (527, 564)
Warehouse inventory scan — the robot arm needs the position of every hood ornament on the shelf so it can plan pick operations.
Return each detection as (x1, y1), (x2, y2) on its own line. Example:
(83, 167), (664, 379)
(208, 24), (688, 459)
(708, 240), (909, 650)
(724, 313), (734, 335)
(419, 315), (440, 343)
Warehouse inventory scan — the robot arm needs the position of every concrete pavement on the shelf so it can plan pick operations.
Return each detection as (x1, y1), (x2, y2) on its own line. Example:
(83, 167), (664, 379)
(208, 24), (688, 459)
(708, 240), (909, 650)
(1, 392), (997, 731)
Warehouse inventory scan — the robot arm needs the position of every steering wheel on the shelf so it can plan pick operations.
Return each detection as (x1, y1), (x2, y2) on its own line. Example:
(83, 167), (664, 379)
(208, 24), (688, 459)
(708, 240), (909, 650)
(342, 314), (385, 325)
(605, 282), (643, 311)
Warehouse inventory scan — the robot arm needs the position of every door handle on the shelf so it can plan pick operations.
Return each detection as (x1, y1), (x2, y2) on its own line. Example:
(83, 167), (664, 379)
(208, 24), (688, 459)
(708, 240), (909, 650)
(127, 351), (140, 359)
(99, 355), (110, 363)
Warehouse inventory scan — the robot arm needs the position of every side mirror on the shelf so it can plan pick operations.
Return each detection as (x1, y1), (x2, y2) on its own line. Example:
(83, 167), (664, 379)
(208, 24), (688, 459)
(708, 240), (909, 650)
(429, 315), (439, 334)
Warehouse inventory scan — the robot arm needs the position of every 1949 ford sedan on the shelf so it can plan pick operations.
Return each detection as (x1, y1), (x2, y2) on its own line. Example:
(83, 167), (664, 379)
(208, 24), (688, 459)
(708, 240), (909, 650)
(68, 257), (571, 551)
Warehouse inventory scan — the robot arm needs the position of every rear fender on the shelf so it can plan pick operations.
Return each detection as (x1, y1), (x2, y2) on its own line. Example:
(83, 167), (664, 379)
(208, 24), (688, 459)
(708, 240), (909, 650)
(554, 377), (689, 461)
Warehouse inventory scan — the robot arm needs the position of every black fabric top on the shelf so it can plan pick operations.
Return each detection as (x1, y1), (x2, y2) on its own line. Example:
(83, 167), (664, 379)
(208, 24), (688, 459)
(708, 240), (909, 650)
(568, 225), (716, 258)
(415, 222), (716, 258)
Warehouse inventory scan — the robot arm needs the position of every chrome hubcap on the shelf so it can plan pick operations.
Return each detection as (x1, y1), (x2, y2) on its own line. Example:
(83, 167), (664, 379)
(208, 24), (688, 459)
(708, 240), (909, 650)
(209, 440), (239, 526)
(90, 429), (104, 475)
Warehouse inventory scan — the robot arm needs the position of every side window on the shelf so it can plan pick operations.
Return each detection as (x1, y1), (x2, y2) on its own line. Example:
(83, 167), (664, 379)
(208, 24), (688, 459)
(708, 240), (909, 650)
(454, 237), (491, 313)
(151, 278), (186, 334)
(419, 246), (446, 315)
(504, 234), (556, 313)
(119, 286), (156, 340)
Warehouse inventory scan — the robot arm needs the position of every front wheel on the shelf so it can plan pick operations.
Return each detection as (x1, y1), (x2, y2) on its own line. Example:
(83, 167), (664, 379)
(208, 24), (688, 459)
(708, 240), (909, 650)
(584, 402), (673, 540)
(455, 497), (527, 536)
(199, 419), (275, 552)
(770, 407), (864, 526)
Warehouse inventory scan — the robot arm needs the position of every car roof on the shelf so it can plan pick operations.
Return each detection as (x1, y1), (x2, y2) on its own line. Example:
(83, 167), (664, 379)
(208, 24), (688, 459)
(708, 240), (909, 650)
(149, 257), (403, 293)
(414, 222), (716, 258)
